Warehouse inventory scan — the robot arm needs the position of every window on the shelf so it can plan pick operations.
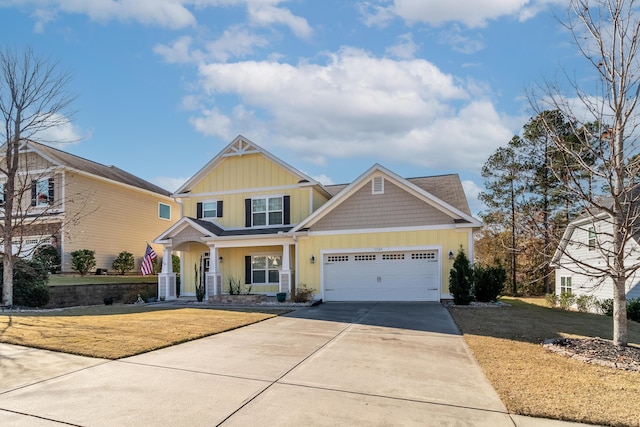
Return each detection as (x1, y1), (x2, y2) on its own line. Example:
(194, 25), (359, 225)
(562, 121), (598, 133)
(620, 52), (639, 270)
(158, 203), (171, 220)
(197, 201), (222, 220)
(252, 196), (283, 226)
(251, 255), (281, 284)
(32, 178), (53, 207)
(588, 227), (596, 251)
(0, 183), (4, 206)
(202, 202), (217, 218)
(560, 277), (572, 295)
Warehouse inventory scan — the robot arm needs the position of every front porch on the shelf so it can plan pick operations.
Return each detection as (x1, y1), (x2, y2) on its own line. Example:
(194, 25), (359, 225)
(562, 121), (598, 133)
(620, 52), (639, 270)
(155, 219), (297, 301)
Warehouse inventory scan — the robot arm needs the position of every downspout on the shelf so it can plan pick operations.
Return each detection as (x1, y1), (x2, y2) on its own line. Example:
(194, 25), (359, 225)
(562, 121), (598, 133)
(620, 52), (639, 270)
(293, 234), (298, 296)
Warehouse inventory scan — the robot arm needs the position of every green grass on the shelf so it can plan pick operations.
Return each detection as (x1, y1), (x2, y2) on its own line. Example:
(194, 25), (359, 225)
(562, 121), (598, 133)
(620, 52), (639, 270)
(48, 274), (157, 286)
(449, 298), (640, 426)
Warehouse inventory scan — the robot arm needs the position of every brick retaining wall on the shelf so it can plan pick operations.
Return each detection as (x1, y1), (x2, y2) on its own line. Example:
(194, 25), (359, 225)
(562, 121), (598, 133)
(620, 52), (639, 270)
(45, 283), (157, 308)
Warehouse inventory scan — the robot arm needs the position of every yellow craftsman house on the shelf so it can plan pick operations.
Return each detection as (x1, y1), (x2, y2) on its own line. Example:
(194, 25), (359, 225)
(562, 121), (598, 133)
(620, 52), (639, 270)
(0, 140), (179, 272)
(155, 135), (482, 301)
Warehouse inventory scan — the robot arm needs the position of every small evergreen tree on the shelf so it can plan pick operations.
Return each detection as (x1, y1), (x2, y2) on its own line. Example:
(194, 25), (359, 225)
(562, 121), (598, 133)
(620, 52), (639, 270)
(32, 245), (61, 274)
(473, 263), (506, 302)
(0, 258), (50, 307)
(112, 251), (134, 275)
(70, 249), (96, 276)
(449, 248), (474, 305)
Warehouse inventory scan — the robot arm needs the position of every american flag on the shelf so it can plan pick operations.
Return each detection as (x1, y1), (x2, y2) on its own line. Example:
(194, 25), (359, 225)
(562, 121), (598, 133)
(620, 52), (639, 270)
(141, 244), (157, 276)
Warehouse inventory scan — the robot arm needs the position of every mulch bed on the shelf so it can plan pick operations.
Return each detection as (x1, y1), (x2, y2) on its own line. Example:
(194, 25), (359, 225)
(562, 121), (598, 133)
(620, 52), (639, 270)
(543, 337), (640, 372)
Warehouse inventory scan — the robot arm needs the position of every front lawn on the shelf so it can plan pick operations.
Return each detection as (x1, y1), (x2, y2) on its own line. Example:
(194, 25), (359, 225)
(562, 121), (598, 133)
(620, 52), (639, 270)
(449, 298), (640, 426)
(47, 274), (157, 286)
(0, 306), (278, 359)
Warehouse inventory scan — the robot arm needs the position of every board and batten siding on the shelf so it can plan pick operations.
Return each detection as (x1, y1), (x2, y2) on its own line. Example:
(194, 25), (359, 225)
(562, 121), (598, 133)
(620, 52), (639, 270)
(297, 228), (471, 298)
(62, 171), (178, 273)
(189, 153), (301, 194)
(180, 245), (288, 296)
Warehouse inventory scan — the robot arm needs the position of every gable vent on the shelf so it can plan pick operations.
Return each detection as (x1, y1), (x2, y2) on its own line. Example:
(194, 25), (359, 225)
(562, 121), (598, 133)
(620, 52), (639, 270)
(372, 176), (384, 194)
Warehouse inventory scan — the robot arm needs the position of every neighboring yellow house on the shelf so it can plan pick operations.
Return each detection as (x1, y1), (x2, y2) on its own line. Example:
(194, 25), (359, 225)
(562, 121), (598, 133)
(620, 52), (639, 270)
(0, 140), (179, 273)
(155, 135), (482, 301)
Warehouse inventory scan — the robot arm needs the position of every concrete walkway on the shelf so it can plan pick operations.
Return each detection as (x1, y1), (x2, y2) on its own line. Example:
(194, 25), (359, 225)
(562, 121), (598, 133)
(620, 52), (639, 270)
(0, 302), (587, 426)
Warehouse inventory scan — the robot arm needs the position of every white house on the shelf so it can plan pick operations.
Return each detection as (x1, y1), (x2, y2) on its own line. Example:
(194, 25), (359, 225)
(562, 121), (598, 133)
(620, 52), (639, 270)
(552, 211), (640, 302)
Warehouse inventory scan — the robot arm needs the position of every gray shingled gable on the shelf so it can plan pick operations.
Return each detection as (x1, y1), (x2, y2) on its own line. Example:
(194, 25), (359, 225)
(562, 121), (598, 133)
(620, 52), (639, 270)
(325, 174), (471, 216)
(17, 140), (172, 196)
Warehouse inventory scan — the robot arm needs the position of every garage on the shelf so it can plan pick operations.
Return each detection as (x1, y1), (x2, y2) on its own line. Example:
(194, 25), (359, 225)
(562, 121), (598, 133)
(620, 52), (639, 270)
(322, 250), (440, 301)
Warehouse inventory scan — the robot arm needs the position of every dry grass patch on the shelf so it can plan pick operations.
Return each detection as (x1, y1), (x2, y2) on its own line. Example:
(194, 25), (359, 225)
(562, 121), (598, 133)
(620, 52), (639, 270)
(0, 307), (277, 359)
(449, 298), (640, 427)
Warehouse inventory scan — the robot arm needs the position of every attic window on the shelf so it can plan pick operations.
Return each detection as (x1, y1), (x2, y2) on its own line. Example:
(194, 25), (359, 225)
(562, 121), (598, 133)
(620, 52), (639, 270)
(372, 176), (384, 195)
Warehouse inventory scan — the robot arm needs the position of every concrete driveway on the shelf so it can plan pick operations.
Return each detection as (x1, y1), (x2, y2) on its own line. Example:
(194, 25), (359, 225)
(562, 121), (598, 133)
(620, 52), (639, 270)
(0, 302), (582, 426)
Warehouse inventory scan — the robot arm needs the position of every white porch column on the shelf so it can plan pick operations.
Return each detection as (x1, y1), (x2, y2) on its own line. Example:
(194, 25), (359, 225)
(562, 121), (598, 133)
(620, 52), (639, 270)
(279, 243), (291, 294)
(158, 245), (177, 301)
(206, 245), (222, 299)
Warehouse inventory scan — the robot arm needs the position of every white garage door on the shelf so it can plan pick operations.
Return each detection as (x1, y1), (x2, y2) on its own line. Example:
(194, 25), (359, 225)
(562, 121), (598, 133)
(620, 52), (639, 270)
(323, 250), (440, 301)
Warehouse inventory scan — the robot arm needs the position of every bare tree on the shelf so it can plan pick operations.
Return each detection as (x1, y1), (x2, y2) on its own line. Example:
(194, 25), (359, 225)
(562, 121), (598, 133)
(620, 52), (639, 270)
(0, 47), (74, 307)
(531, 0), (640, 346)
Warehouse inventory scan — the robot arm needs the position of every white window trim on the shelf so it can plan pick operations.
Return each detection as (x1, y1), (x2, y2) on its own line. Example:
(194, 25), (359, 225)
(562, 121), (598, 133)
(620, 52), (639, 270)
(560, 276), (572, 294)
(251, 254), (282, 286)
(34, 177), (52, 208)
(251, 195), (284, 227)
(201, 200), (218, 219)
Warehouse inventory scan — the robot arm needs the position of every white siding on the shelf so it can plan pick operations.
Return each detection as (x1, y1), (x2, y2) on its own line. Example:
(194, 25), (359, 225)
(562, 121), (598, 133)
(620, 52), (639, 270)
(555, 217), (640, 301)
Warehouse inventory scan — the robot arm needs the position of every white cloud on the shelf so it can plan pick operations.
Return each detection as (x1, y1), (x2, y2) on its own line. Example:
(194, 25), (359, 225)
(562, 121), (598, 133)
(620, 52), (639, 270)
(25, 113), (89, 146)
(462, 179), (483, 216)
(247, 3), (312, 38)
(154, 36), (201, 64)
(310, 174), (335, 185)
(386, 33), (419, 59)
(21, 0), (197, 30)
(360, 0), (553, 28)
(205, 26), (270, 61)
(190, 48), (514, 173)
(151, 176), (189, 192)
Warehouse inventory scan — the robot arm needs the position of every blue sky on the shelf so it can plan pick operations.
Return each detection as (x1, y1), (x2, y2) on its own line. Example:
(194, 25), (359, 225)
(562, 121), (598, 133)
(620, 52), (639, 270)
(0, 0), (577, 215)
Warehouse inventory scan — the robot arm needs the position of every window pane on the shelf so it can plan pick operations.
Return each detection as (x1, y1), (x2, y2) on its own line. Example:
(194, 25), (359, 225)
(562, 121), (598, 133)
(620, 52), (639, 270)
(267, 256), (281, 269)
(253, 212), (266, 226)
(159, 203), (171, 219)
(203, 202), (216, 218)
(268, 211), (283, 225)
(253, 271), (266, 283)
(252, 199), (266, 212)
(268, 270), (280, 283)
(252, 256), (266, 269)
(269, 197), (282, 210)
(36, 179), (49, 206)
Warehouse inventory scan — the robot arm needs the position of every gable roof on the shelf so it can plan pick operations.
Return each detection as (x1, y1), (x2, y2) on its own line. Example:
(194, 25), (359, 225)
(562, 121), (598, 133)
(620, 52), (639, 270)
(324, 174), (472, 216)
(293, 164), (482, 232)
(11, 140), (172, 197)
(174, 135), (332, 199)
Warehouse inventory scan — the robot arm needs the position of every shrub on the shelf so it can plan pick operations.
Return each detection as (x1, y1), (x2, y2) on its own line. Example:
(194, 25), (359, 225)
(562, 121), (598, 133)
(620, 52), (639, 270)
(0, 258), (50, 307)
(627, 297), (640, 322)
(449, 248), (474, 305)
(293, 283), (314, 303)
(576, 294), (597, 313)
(32, 245), (60, 274)
(544, 293), (558, 308)
(70, 249), (96, 276)
(558, 292), (576, 310)
(227, 276), (242, 295)
(473, 264), (506, 302)
(596, 298), (614, 316)
(172, 254), (180, 273)
(111, 251), (135, 275)
(194, 263), (205, 302)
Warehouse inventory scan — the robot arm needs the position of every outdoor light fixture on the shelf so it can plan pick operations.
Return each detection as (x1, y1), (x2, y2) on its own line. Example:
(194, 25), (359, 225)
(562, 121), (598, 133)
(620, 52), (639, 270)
(310, 255), (315, 264)
(219, 256), (223, 263)
(448, 250), (454, 260)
